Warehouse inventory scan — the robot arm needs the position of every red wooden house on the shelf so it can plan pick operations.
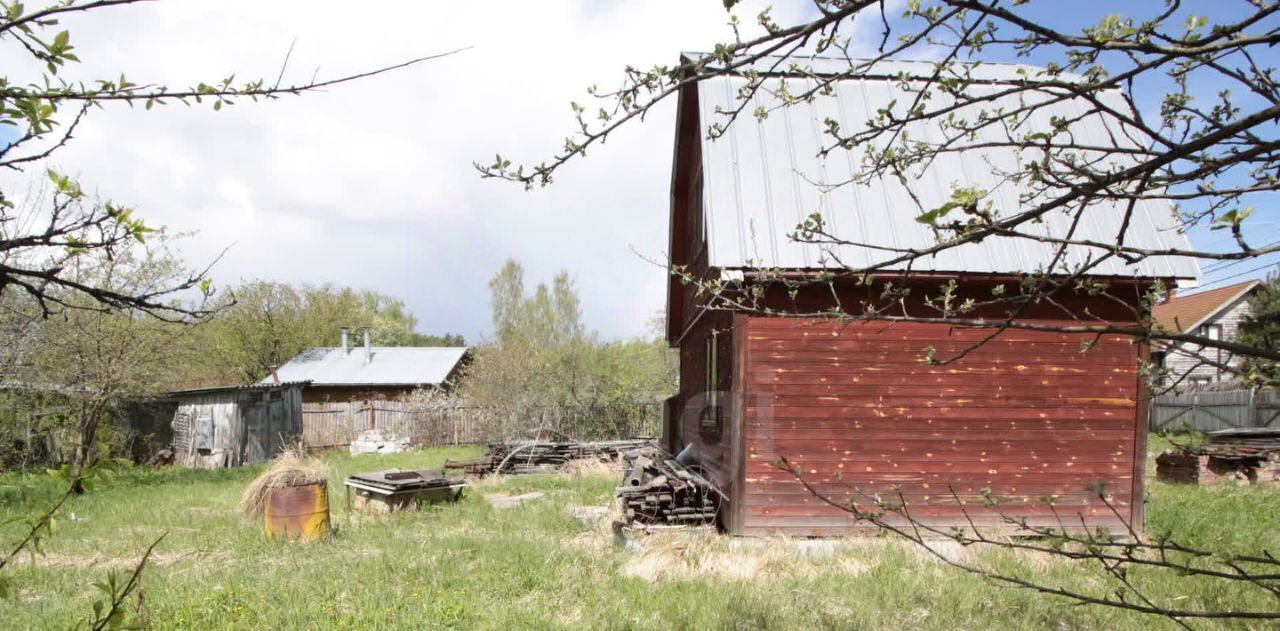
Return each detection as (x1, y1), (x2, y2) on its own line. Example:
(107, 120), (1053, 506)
(664, 55), (1199, 537)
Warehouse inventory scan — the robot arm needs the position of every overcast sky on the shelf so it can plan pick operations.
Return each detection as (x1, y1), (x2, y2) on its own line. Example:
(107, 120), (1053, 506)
(13, 1), (1271, 345)
(18, 0), (843, 344)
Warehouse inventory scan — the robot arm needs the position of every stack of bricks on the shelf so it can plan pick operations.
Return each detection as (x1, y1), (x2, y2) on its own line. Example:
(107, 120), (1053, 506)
(1154, 450), (1202, 484)
(1155, 449), (1280, 486)
(1258, 455), (1280, 487)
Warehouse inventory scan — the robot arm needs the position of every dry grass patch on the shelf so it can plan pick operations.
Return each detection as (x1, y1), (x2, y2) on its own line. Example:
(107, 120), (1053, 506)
(29, 549), (217, 571)
(560, 458), (619, 478)
(236, 449), (329, 520)
(619, 531), (879, 583)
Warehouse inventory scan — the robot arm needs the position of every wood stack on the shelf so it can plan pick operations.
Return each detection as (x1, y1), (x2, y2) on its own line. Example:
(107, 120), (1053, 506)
(1203, 429), (1280, 456)
(443, 439), (656, 475)
(616, 449), (720, 526)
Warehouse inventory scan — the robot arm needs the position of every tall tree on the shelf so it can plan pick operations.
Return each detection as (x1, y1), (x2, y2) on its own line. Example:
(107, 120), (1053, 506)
(466, 260), (674, 409)
(22, 236), (194, 491)
(1235, 273), (1280, 385)
(489, 258), (528, 345)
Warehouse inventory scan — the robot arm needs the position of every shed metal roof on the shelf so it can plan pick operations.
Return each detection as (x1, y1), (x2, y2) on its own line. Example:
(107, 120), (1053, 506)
(169, 381), (311, 396)
(263, 347), (468, 387)
(687, 53), (1200, 281)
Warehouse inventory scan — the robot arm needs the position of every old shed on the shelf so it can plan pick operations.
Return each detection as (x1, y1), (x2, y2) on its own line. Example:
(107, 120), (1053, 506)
(665, 54), (1199, 536)
(169, 382), (307, 468)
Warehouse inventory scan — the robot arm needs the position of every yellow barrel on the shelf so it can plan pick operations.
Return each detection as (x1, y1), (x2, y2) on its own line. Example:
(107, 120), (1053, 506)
(264, 481), (331, 542)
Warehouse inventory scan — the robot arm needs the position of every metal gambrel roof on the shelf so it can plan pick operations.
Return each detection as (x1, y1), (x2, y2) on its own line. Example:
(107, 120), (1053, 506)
(263, 347), (468, 387)
(688, 53), (1201, 281)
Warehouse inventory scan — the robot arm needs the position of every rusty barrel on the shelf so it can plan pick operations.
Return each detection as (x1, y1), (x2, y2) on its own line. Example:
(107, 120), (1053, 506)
(264, 480), (331, 542)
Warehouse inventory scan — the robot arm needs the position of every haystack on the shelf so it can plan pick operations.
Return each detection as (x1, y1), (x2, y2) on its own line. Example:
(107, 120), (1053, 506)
(236, 449), (329, 520)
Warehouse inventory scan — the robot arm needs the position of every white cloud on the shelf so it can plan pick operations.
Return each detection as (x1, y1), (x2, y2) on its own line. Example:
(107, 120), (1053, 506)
(8, 0), (821, 342)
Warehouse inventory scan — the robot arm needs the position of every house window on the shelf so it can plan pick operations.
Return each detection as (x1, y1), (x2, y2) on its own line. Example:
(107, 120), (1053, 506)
(700, 334), (723, 442)
(1198, 324), (1225, 380)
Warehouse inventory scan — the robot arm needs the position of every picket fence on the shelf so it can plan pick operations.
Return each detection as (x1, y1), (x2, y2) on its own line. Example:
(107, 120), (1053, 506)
(301, 400), (662, 449)
(1149, 388), (1280, 432)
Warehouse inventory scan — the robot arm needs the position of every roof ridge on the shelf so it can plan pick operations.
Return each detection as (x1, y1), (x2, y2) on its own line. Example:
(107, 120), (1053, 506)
(681, 51), (1046, 69)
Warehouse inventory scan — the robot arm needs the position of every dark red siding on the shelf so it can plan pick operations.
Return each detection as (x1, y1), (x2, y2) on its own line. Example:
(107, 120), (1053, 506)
(737, 317), (1143, 537)
(672, 309), (738, 527)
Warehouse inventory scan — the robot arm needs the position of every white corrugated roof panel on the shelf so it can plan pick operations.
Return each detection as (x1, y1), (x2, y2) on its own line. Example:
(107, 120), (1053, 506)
(263, 347), (467, 387)
(691, 55), (1200, 280)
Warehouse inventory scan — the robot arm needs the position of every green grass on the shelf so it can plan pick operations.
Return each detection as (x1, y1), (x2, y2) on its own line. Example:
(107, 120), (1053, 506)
(2, 438), (1278, 630)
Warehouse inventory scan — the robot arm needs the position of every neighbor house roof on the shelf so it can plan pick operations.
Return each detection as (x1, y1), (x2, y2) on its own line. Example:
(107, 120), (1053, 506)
(1153, 280), (1261, 334)
(683, 53), (1200, 281)
(262, 347), (468, 387)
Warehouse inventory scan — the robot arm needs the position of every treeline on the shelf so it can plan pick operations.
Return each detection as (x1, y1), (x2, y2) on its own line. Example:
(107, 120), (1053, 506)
(0, 235), (674, 467)
(460, 259), (676, 409)
(0, 235), (464, 467)
(185, 282), (465, 387)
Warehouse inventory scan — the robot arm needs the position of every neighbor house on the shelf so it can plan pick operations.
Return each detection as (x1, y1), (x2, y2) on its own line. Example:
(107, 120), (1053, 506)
(1152, 280), (1261, 387)
(664, 54), (1199, 536)
(265, 328), (468, 403)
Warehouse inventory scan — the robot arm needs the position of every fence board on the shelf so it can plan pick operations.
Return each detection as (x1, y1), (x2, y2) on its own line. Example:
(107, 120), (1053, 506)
(1149, 389), (1280, 432)
(301, 401), (662, 449)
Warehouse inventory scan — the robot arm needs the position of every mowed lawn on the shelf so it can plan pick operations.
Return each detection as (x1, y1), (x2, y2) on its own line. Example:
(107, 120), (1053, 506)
(2, 439), (1278, 630)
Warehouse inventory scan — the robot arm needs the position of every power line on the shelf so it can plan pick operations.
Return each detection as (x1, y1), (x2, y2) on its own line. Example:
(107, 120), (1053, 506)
(1200, 238), (1280, 274)
(1198, 260), (1279, 290)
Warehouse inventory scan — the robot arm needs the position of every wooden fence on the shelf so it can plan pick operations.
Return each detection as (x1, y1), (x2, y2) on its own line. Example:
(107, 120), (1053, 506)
(301, 401), (662, 449)
(1149, 389), (1280, 432)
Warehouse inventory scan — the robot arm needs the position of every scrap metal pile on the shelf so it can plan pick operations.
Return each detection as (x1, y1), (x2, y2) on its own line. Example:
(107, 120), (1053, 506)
(616, 448), (721, 526)
(443, 438), (655, 475)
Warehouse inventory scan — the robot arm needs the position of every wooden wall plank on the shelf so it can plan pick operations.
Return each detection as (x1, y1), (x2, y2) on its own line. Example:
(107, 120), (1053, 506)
(736, 316), (1142, 537)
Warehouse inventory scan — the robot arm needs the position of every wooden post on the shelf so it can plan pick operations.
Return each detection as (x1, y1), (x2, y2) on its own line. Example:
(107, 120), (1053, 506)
(367, 400), (374, 430)
(1248, 388), (1258, 429)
